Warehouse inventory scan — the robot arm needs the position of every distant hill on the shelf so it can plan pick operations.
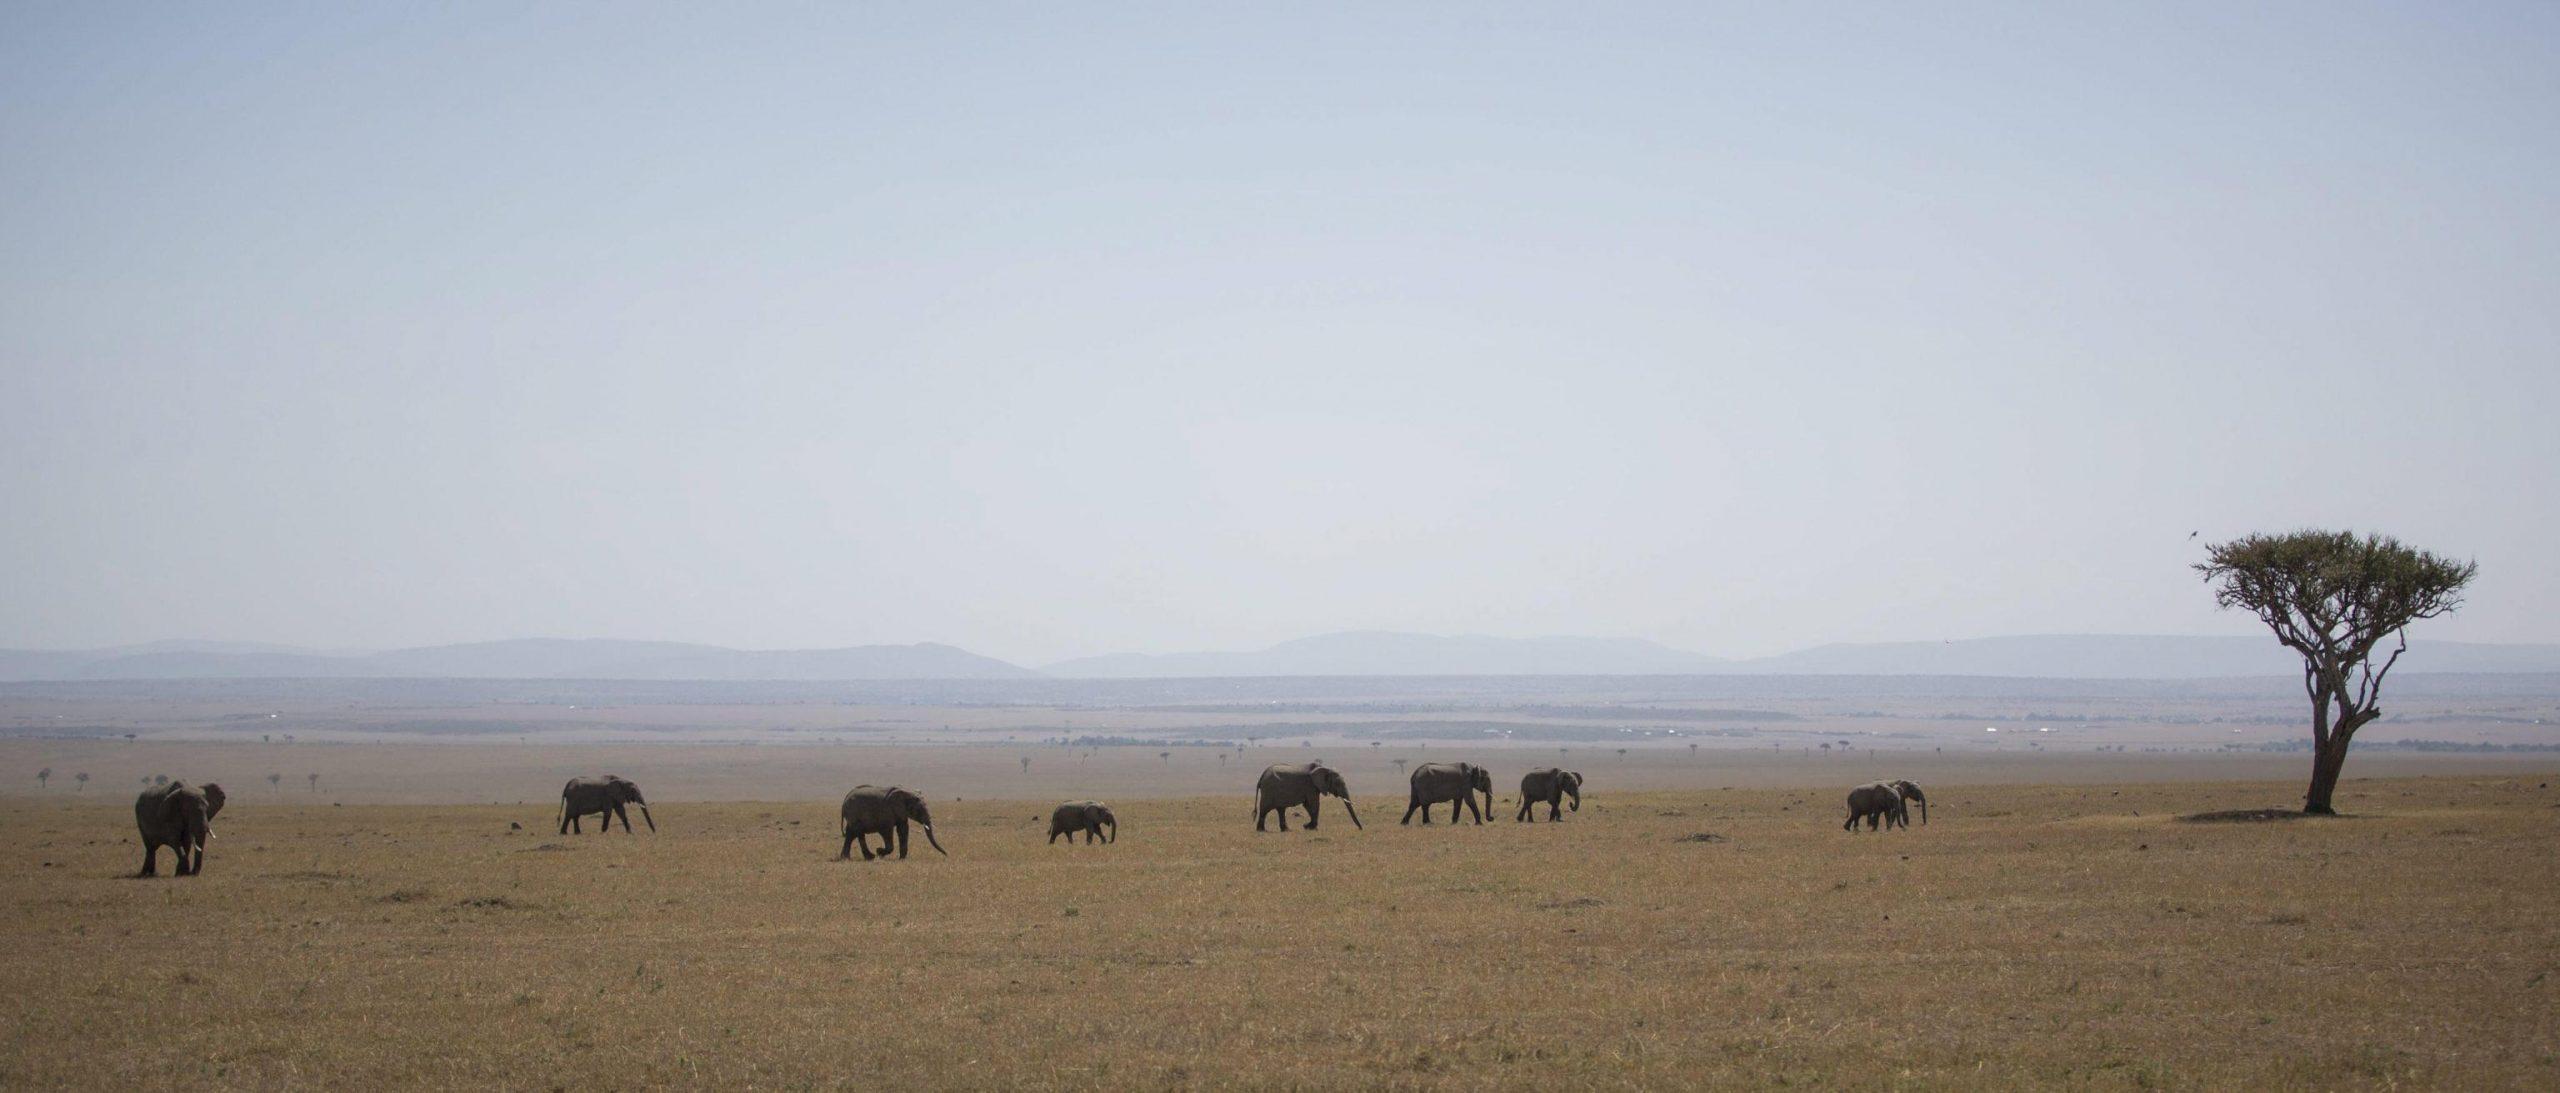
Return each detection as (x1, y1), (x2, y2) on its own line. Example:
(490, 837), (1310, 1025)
(9, 632), (2557, 683)
(1045, 631), (1728, 678)
(0, 639), (1037, 682)
(1045, 631), (2560, 679)
(1734, 635), (2560, 678)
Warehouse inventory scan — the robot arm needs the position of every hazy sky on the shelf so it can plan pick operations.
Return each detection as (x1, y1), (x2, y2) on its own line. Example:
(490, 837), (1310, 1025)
(4, 4), (2555, 665)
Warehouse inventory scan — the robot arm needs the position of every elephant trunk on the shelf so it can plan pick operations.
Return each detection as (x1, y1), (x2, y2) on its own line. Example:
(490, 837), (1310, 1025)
(638, 803), (656, 832)
(921, 823), (947, 856)
(1105, 817), (1117, 844)
(1337, 793), (1364, 830)
(1917, 797), (1927, 825)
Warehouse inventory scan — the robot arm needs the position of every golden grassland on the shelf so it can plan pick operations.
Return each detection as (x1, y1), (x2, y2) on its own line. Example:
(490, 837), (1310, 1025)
(3, 774), (2555, 1089)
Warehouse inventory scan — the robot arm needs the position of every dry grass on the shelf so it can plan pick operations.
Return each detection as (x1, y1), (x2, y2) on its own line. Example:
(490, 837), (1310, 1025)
(3, 774), (2555, 1089)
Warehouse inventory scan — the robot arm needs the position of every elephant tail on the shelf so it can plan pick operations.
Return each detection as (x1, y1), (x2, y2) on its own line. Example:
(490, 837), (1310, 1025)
(555, 792), (567, 830)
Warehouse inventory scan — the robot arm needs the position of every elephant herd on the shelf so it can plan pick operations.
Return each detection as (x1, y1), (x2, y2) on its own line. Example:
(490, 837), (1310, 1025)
(127, 764), (1932, 877)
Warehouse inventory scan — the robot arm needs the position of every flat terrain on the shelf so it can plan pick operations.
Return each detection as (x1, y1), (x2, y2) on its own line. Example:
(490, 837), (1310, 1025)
(4, 773), (2554, 1089)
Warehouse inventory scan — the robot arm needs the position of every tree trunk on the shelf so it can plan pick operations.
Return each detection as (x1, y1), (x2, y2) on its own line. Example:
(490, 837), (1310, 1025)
(2303, 737), (2351, 815)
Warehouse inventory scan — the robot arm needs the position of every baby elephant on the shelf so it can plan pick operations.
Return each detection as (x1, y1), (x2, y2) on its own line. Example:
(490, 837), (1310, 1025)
(136, 780), (225, 877)
(1516, 768), (1583, 822)
(1048, 801), (1117, 845)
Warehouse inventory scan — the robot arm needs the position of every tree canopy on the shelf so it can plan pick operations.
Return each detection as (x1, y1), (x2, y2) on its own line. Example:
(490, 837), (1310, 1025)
(2198, 530), (2475, 813)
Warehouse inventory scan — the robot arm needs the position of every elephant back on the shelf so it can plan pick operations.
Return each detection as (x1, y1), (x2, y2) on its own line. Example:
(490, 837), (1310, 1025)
(842, 785), (902, 829)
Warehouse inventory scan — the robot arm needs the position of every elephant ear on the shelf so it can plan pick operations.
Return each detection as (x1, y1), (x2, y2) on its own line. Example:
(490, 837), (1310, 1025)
(200, 783), (226, 821)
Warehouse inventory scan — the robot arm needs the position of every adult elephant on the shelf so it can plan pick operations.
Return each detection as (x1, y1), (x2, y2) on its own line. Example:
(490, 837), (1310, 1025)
(1402, 762), (1493, 825)
(1047, 801), (1117, 845)
(558, 775), (655, 834)
(1253, 762), (1362, 833)
(1889, 779), (1927, 825)
(840, 785), (946, 860)
(1843, 781), (1914, 831)
(136, 780), (225, 877)
(1516, 768), (1583, 822)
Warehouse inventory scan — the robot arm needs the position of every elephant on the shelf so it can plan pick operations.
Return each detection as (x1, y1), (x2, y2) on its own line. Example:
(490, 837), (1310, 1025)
(1253, 762), (1362, 833)
(1516, 768), (1583, 822)
(558, 775), (655, 834)
(840, 785), (946, 860)
(135, 781), (225, 877)
(1048, 801), (1117, 845)
(1844, 781), (1922, 831)
(1890, 779), (1927, 825)
(1401, 762), (1493, 825)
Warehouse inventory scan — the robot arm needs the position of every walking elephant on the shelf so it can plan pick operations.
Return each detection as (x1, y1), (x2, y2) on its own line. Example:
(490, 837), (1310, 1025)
(135, 780), (225, 877)
(1516, 768), (1583, 822)
(1889, 779), (1927, 825)
(840, 785), (946, 860)
(1048, 801), (1117, 845)
(558, 775), (654, 834)
(1253, 762), (1362, 833)
(1402, 762), (1493, 825)
(1844, 781), (1920, 831)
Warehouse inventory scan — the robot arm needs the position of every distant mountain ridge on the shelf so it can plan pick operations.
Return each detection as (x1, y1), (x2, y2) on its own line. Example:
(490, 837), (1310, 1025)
(0, 638), (1035, 682)
(1041, 631), (2560, 679)
(1046, 631), (1726, 678)
(6, 632), (2558, 682)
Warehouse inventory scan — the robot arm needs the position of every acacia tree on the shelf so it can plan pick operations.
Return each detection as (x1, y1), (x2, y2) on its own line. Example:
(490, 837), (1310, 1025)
(2199, 530), (2474, 814)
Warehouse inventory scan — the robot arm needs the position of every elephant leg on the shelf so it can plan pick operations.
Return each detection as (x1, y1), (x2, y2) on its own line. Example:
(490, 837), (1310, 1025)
(1515, 797), (1529, 822)
(1047, 829), (1059, 845)
(1467, 795), (1484, 824)
(571, 814), (583, 834)
(1304, 799), (1320, 830)
(894, 821), (910, 859)
(840, 831), (856, 859)
(559, 811), (571, 836)
(860, 833), (879, 861)
(1274, 807), (1288, 832)
(139, 841), (159, 877)
(1844, 811), (1856, 831)
(1401, 798), (1419, 825)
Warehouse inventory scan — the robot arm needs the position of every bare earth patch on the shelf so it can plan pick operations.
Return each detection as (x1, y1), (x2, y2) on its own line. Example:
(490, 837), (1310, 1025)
(2179, 807), (2322, 823)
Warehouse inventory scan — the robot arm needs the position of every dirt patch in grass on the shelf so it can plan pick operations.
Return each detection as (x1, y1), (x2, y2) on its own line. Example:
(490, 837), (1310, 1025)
(2179, 808), (2328, 823)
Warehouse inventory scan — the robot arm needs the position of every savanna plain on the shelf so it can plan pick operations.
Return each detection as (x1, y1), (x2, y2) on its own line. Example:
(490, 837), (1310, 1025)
(5, 764), (2556, 1090)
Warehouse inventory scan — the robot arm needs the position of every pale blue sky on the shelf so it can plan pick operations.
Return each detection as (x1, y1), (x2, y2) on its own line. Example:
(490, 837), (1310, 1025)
(3, 3), (2554, 663)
